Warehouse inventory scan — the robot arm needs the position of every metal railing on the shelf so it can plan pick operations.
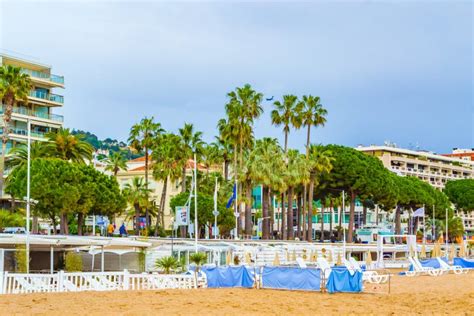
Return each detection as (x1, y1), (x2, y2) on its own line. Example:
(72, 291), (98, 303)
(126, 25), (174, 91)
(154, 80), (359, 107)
(20, 68), (64, 85)
(0, 105), (63, 122)
(29, 91), (64, 104)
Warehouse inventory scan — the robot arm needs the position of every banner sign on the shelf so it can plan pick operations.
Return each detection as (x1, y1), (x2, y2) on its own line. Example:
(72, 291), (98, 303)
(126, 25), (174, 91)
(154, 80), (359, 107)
(175, 206), (189, 226)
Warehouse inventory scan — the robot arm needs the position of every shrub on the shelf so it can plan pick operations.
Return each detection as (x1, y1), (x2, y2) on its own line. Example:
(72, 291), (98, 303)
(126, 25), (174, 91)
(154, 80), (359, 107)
(155, 256), (179, 274)
(65, 252), (83, 272)
(14, 245), (27, 273)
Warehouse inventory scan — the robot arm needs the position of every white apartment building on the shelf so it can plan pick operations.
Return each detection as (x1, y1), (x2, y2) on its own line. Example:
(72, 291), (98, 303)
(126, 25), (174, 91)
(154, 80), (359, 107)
(357, 145), (474, 236)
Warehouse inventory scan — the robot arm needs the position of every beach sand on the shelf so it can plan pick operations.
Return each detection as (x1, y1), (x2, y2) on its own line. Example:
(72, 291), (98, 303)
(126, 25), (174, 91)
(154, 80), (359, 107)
(0, 272), (472, 315)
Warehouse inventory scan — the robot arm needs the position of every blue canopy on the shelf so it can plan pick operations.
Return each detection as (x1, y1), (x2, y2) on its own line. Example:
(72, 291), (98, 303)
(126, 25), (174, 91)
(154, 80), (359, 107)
(453, 257), (474, 269)
(261, 267), (321, 291)
(326, 269), (363, 293)
(201, 266), (255, 288)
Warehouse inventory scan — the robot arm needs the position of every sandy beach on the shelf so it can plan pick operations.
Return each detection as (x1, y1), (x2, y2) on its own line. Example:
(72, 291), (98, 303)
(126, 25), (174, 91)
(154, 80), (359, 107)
(0, 272), (472, 315)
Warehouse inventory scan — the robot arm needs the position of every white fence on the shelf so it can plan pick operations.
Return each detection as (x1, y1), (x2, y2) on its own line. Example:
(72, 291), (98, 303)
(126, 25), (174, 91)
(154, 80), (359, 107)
(0, 270), (202, 295)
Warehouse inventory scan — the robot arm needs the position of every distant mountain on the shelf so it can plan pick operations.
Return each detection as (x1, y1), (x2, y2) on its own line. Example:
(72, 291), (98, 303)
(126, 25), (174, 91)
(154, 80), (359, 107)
(72, 129), (141, 160)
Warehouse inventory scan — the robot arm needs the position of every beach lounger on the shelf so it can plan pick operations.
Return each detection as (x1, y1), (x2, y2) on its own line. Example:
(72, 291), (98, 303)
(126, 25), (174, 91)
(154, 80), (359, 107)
(436, 257), (468, 275)
(407, 257), (441, 277)
(316, 257), (332, 280)
(348, 257), (389, 284)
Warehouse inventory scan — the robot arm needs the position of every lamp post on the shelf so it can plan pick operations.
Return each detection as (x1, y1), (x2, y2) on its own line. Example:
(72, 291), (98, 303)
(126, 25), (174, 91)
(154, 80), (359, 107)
(342, 190), (346, 257)
(194, 153), (198, 252)
(25, 118), (31, 274)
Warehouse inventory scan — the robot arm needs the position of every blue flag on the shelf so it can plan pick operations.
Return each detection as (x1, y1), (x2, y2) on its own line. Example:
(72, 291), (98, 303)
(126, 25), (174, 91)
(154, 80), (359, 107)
(226, 184), (237, 209)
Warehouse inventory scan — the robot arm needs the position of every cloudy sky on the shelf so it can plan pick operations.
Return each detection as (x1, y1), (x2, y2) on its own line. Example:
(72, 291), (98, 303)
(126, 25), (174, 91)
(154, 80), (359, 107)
(1, 0), (472, 153)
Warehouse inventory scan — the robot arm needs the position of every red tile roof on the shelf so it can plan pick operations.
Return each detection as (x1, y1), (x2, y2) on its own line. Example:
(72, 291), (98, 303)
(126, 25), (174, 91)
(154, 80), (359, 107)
(442, 152), (474, 161)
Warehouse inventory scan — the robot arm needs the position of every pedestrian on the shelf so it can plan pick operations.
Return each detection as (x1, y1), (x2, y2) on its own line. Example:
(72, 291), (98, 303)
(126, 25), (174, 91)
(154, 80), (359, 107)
(107, 223), (114, 237)
(119, 223), (127, 237)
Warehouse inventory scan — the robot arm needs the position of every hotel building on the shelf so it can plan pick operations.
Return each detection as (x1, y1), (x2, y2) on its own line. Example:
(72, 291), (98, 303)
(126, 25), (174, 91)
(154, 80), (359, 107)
(357, 145), (474, 236)
(0, 53), (64, 152)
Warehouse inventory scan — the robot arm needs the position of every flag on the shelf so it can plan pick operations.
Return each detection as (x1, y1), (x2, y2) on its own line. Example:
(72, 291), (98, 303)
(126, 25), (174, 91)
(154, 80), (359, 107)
(226, 184), (237, 208)
(412, 207), (425, 217)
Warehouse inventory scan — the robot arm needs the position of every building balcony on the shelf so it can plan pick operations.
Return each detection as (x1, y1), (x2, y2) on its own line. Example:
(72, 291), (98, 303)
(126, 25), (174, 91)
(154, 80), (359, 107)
(20, 68), (64, 85)
(0, 105), (63, 123)
(29, 90), (64, 105)
(5, 128), (47, 139)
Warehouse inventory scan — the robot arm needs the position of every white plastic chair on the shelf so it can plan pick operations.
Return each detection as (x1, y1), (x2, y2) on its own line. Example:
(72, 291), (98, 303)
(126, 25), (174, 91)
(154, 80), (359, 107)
(316, 257), (332, 280)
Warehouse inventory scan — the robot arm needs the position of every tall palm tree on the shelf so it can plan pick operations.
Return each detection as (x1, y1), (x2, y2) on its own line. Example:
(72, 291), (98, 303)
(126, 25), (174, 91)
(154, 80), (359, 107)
(178, 123), (204, 193)
(123, 177), (151, 235)
(0, 65), (32, 195)
(271, 95), (302, 154)
(212, 136), (232, 181)
(284, 149), (310, 240)
(152, 133), (183, 234)
(128, 117), (164, 229)
(306, 145), (333, 241)
(45, 128), (93, 163)
(298, 96), (328, 240)
(104, 151), (128, 176)
(201, 143), (222, 176)
(249, 138), (285, 239)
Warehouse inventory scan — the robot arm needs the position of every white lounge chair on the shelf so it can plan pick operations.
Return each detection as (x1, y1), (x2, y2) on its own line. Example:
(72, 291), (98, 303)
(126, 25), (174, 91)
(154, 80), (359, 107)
(436, 257), (468, 275)
(407, 257), (441, 277)
(348, 257), (389, 284)
(296, 257), (307, 269)
(316, 257), (332, 280)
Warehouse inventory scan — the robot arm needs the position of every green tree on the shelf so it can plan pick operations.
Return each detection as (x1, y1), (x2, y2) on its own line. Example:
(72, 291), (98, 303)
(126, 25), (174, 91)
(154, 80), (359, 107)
(104, 151), (128, 176)
(123, 177), (151, 235)
(178, 123), (204, 193)
(445, 179), (474, 211)
(152, 133), (183, 234)
(45, 128), (93, 163)
(0, 65), (32, 195)
(271, 95), (302, 154)
(128, 117), (164, 229)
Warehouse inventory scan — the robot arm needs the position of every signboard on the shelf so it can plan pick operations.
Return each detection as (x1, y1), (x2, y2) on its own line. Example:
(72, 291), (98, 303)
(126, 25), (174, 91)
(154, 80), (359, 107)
(175, 206), (189, 226)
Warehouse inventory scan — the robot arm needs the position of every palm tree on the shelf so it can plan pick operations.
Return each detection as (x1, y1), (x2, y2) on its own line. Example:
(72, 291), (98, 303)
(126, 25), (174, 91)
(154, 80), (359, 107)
(45, 128), (93, 163)
(6, 141), (47, 170)
(249, 138), (285, 239)
(306, 145), (333, 241)
(298, 96), (328, 240)
(271, 95), (302, 154)
(0, 65), (32, 194)
(155, 256), (180, 274)
(284, 149), (310, 240)
(104, 151), (128, 176)
(152, 133), (183, 235)
(123, 177), (151, 235)
(201, 143), (222, 176)
(178, 123), (204, 193)
(212, 136), (233, 181)
(128, 117), (164, 229)
(189, 252), (207, 287)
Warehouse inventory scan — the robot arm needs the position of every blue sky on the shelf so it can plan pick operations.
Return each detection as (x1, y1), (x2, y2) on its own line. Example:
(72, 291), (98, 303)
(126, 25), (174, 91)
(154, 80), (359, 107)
(1, 1), (472, 153)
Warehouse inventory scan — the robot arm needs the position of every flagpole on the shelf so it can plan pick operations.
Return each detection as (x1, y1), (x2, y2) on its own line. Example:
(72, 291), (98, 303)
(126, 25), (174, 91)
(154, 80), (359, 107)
(432, 205), (435, 242)
(445, 208), (448, 259)
(234, 175), (238, 240)
(194, 153), (198, 252)
(214, 177), (218, 240)
(342, 190), (346, 258)
(422, 204), (426, 244)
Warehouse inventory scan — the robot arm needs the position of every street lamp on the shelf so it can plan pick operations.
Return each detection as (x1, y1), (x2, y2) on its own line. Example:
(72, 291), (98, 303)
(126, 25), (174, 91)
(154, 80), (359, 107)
(25, 118), (31, 273)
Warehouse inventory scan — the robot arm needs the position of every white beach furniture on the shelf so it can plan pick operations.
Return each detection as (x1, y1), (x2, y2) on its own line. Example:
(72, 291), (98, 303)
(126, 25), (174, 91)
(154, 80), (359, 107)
(406, 257), (441, 277)
(436, 257), (468, 275)
(316, 257), (332, 280)
(347, 257), (389, 284)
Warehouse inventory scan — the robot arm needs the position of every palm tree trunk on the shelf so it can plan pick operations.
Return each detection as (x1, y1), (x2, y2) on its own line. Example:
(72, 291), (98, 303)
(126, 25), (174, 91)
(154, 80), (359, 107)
(262, 186), (270, 239)
(181, 166), (187, 193)
(302, 186), (307, 241)
(32, 215), (39, 234)
(244, 183), (252, 236)
(78, 213), (84, 236)
(320, 204), (324, 242)
(338, 204), (343, 241)
(144, 149), (149, 231)
(362, 205), (367, 226)
(160, 177), (168, 228)
(224, 159), (229, 181)
(347, 190), (356, 243)
(296, 193), (301, 239)
(329, 200), (334, 239)
(307, 179), (314, 241)
(0, 100), (12, 197)
(10, 195), (16, 213)
(281, 193), (286, 239)
(287, 187), (294, 240)
(135, 203), (141, 235)
(269, 190), (274, 238)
